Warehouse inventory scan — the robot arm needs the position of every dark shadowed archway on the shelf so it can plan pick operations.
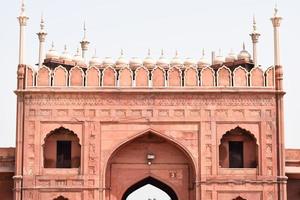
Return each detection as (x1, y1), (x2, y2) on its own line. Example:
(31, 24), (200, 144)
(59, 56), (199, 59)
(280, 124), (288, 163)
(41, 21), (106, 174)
(122, 176), (178, 200)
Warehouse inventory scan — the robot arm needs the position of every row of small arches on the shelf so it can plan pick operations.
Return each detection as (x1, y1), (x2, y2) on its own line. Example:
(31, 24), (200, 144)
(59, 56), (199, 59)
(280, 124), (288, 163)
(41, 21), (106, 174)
(25, 65), (275, 88)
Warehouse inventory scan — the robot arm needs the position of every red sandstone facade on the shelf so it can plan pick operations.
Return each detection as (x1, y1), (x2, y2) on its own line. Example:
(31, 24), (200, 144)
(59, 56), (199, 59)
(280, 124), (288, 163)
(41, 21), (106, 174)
(10, 60), (289, 200)
(1, 3), (298, 200)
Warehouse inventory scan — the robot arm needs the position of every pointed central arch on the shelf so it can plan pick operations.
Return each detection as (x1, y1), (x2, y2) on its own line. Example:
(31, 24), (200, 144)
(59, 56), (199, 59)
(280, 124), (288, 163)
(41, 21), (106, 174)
(104, 129), (197, 200)
(122, 176), (178, 200)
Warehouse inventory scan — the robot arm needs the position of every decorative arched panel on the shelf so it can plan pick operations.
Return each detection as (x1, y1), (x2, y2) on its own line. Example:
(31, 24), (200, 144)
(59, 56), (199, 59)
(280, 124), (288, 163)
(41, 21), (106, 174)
(200, 66), (215, 87)
(36, 66), (51, 87)
(217, 66), (232, 87)
(152, 66), (165, 87)
(266, 66), (275, 87)
(233, 66), (248, 87)
(53, 66), (68, 87)
(168, 66), (182, 87)
(25, 66), (35, 87)
(119, 67), (133, 87)
(69, 66), (84, 87)
(135, 66), (149, 87)
(86, 66), (100, 87)
(250, 67), (264, 87)
(184, 67), (198, 87)
(102, 66), (117, 87)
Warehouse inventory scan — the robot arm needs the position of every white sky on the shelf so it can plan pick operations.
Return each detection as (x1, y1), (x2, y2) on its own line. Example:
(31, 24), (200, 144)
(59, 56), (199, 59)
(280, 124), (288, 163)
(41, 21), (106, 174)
(0, 0), (299, 150)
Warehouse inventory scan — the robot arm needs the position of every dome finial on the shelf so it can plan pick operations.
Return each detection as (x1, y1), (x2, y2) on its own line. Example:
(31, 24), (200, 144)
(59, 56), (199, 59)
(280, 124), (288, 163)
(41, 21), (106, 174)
(175, 49), (178, 57)
(120, 48), (124, 56)
(243, 42), (246, 50)
(161, 49), (164, 56)
(147, 48), (151, 56)
(202, 48), (205, 57)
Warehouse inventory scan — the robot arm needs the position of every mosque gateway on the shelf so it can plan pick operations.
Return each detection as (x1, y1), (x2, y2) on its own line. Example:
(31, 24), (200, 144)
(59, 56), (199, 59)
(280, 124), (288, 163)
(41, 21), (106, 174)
(0, 1), (300, 200)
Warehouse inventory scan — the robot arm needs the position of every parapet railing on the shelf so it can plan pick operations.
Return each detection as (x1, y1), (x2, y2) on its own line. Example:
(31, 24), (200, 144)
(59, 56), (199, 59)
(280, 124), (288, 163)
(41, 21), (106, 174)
(24, 65), (275, 89)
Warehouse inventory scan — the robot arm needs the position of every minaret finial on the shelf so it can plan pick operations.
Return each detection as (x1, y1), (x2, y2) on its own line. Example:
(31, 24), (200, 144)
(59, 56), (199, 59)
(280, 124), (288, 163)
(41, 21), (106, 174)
(20, 0), (25, 16)
(253, 14), (257, 31)
(83, 21), (87, 41)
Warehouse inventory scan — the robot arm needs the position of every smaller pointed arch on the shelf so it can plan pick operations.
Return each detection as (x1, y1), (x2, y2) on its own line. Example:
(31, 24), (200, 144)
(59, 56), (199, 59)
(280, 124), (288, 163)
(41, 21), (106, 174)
(250, 67), (264, 87)
(25, 66), (35, 87)
(86, 66), (100, 87)
(119, 66), (133, 87)
(217, 65), (232, 87)
(36, 65), (51, 87)
(135, 66), (149, 87)
(69, 66), (84, 86)
(184, 66), (198, 87)
(233, 66), (248, 87)
(102, 66), (117, 87)
(265, 66), (275, 87)
(200, 66), (215, 86)
(233, 196), (246, 200)
(53, 65), (68, 87)
(53, 195), (68, 200)
(168, 66), (182, 87)
(122, 176), (178, 200)
(151, 66), (166, 87)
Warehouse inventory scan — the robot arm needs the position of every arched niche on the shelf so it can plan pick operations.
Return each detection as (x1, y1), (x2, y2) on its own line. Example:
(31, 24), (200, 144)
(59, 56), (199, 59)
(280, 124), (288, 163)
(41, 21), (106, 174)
(102, 66), (117, 87)
(122, 176), (178, 200)
(184, 66), (198, 87)
(86, 66), (100, 87)
(53, 66), (68, 87)
(250, 67), (264, 87)
(119, 67), (133, 87)
(219, 126), (258, 168)
(135, 66), (149, 87)
(200, 66), (215, 87)
(69, 66), (84, 86)
(104, 129), (196, 200)
(25, 66), (35, 87)
(43, 127), (81, 169)
(217, 66), (232, 87)
(168, 66), (182, 87)
(265, 66), (275, 87)
(233, 66), (248, 87)
(36, 66), (51, 87)
(151, 66), (165, 87)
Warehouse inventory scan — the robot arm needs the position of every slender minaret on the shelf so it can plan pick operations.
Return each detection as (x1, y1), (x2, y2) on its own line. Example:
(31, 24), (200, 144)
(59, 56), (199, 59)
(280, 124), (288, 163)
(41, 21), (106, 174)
(80, 22), (90, 63)
(250, 15), (260, 67)
(37, 14), (47, 67)
(271, 6), (282, 66)
(17, 0), (29, 64)
(271, 6), (287, 200)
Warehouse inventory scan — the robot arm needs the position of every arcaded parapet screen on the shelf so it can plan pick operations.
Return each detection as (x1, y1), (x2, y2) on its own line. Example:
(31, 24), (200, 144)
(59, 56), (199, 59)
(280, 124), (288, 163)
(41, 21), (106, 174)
(24, 65), (275, 88)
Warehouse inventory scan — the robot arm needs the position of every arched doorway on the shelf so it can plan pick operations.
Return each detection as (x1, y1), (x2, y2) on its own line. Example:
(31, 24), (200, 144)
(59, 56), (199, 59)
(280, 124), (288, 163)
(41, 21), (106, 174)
(105, 130), (196, 200)
(122, 176), (178, 200)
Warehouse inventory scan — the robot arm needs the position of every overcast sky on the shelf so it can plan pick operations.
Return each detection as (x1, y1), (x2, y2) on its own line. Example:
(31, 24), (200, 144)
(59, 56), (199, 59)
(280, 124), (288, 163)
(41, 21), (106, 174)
(0, 0), (299, 150)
